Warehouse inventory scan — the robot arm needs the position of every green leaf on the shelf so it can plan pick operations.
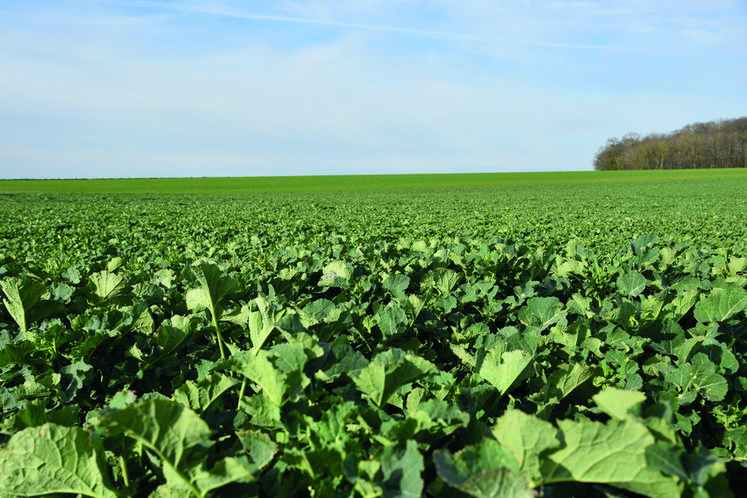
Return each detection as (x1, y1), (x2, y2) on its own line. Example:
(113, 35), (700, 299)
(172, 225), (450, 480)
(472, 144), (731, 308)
(238, 430), (278, 469)
(542, 362), (597, 406)
(492, 409), (560, 486)
(479, 349), (533, 396)
(645, 442), (688, 481)
(227, 347), (308, 407)
(376, 302), (408, 338)
(154, 315), (197, 354)
(1, 277), (46, 331)
(100, 399), (213, 496)
(355, 360), (388, 407)
(664, 353), (728, 404)
(617, 271), (647, 297)
(434, 438), (521, 487)
(645, 320), (685, 356)
(185, 263), (238, 320)
(383, 273), (410, 299)
(593, 388), (646, 421)
(149, 457), (257, 496)
(454, 468), (534, 498)
(542, 418), (681, 498)
(402, 398), (469, 439)
(518, 297), (565, 330)
(190, 455), (257, 494)
(318, 260), (353, 289)
(693, 284), (747, 323)
(354, 349), (436, 407)
(186, 262), (239, 358)
(681, 445), (723, 487)
(0, 337), (36, 367)
(62, 266), (82, 284)
(380, 440), (424, 498)
(0, 423), (117, 498)
(424, 268), (462, 295)
(318, 339), (369, 381)
(173, 372), (238, 414)
(60, 360), (93, 403)
(248, 295), (282, 354)
(300, 298), (337, 326)
(88, 270), (127, 304)
(661, 289), (699, 323)
(229, 351), (286, 406)
(239, 391), (282, 428)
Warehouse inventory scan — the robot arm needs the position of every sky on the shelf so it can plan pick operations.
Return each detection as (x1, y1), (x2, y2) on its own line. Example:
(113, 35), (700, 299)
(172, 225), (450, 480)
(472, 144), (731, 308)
(1, 1), (746, 179)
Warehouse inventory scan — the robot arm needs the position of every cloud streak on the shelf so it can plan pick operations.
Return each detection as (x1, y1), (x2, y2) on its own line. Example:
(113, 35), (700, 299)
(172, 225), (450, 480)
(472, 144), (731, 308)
(121, 0), (625, 50)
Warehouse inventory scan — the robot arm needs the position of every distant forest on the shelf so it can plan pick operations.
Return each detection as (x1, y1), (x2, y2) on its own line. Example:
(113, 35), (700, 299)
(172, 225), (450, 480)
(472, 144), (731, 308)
(594, 116), (747, 170)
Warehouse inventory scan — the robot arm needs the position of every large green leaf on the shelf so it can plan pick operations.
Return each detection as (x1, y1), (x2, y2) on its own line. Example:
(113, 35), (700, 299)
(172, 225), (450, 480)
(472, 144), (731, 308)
(617, 271), (647, 297)
(479, 349), (533, 396)
(60, 360), (93, 403)
(402, 398), (470, 439)
(492, 410), (560, 486)
(185, 262), (239, 358)
(238, 430), (278, 469)
(354, 349), (436, 407)
(518, 297), (565, 330)
(593, 387), (646, 420)
(1, 277), (48, 331)
(663, 353), (728, 405)
(300, 298), (338, 327)
(100, 399), (213, 496)
(0, 423), (116, 498)
(318, 260), (353, 289)
(693, 284), (747, 323)
(424, 268), (462, 295)
(452, 468), (533, 498)
(173, 372), (238, 414)
(644, 320), (686, 356)
(185, 263), (238, 320)
(227, 347), (308, 406)
(645, 442), (732, 495)
(382, 273), (410, 298)
(434, 438), (530, 498)
(153, 315), (198, 354)
(376, 302), (408, 338)
(536, 362), (597, 410)
(88, 270), (127, 304)
(188, 455), (257, 495)
(542, 418), (681, 498)
(379, 440), (424, 498)
(247, 295), (283, 354)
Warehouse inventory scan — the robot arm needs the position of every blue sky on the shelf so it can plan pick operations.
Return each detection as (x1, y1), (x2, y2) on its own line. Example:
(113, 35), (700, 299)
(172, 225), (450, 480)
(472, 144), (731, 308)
(1, 1), (746, 179)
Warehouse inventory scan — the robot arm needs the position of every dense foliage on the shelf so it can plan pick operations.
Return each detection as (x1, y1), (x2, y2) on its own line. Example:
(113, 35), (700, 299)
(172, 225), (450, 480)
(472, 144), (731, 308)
(1, 178), (747, 497)
(594, 117), (747, 171)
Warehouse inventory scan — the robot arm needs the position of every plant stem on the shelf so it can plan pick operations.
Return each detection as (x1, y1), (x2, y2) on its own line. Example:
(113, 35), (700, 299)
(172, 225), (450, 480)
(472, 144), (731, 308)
(120, 454), (130, 488)
(237, 378), (247, 410)
(211, 313), (227, 359)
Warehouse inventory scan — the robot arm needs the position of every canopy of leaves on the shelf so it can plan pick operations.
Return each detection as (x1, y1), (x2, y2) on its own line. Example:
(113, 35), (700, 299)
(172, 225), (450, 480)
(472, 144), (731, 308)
(0, 185), (745, 496)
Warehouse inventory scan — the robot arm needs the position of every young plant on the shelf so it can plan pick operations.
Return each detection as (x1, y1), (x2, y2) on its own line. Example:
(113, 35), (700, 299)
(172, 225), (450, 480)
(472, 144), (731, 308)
(185, 263), (239, 359)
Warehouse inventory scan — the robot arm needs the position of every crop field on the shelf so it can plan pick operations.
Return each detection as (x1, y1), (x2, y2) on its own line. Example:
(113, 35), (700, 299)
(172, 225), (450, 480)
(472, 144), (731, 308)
(1, 170), (747, 497)
(3, 168), (747, 193)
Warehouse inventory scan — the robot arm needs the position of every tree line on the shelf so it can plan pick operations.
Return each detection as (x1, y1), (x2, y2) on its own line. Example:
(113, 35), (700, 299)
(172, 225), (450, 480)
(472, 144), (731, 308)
(593, 116), (747, 170)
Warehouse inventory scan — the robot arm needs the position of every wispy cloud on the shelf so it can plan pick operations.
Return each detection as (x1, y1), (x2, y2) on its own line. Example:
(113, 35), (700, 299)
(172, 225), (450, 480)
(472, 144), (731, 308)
(119, 0), (625, 50)
(20, 13), (165, 26)
(123, 0), (472, 40)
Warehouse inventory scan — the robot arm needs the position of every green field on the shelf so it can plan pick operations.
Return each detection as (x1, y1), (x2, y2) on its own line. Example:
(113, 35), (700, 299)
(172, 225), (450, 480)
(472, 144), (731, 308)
(1, 169), (746, 497)
(3, 168), (747, 193)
